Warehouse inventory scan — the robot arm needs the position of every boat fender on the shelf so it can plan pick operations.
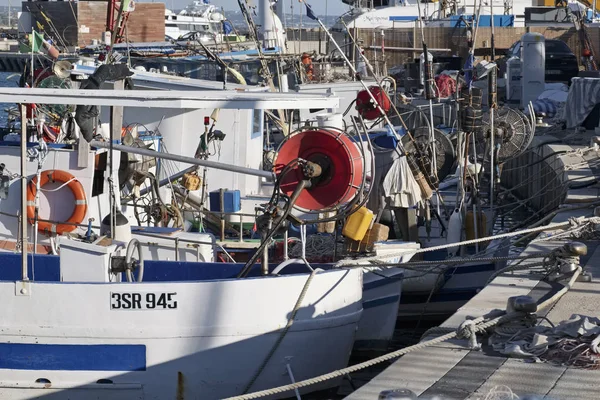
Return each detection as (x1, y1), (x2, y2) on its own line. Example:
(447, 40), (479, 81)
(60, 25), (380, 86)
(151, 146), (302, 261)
(26, 170), (88, 235)
(447, 208), (462, 257)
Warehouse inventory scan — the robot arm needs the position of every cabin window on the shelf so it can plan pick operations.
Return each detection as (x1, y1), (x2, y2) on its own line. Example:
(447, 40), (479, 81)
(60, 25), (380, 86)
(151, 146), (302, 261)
(92, 152), (107, 197)
(252, 110), (263, 139)
(166, 23), (177, 28)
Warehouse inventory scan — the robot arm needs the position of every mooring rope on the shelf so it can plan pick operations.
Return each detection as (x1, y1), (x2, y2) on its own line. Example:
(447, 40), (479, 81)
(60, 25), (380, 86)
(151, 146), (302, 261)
(223, 266), (581, 400)
(336, 216), (600, 267)
(241, 269), (317, 394)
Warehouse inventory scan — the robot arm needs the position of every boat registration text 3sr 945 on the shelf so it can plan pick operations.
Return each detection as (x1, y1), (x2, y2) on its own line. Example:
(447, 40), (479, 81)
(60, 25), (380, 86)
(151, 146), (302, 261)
(110, 292), (178, 310)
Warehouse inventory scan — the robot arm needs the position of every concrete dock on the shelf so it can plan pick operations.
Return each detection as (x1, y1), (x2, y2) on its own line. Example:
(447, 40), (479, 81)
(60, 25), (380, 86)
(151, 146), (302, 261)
(345, 131), (600, 400)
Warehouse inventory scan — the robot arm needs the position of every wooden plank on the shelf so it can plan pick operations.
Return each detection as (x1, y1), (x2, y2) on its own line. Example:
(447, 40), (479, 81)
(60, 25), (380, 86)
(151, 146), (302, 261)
(110, 79), (124, 141)
(77, 136), (90, 168)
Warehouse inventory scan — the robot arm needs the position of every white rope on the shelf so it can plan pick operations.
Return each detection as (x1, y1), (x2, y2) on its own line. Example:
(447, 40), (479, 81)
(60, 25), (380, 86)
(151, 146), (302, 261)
(336, 217), (600, 266)
(483, 385), (519, 400)
(300, 224), (307, 261)
(590, 333), (600, 354)
(40, 177), (75, 192)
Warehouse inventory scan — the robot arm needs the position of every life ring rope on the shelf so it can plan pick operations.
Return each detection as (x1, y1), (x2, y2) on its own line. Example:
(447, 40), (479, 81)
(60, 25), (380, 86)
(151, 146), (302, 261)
(26, 170), (88, 235)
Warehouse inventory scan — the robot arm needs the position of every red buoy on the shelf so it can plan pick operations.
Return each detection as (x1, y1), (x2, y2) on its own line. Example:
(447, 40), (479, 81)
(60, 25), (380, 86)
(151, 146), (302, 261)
(355, 86), (391, 120)
(274, 128), (365, 211)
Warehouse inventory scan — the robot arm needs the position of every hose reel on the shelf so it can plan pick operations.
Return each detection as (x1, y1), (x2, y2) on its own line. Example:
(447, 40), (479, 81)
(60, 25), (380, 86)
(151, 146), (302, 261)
(273, 127), (366, 212)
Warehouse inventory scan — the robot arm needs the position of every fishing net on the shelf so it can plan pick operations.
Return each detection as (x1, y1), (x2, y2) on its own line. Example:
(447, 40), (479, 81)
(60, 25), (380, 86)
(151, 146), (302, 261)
(490, 314), (600, 370)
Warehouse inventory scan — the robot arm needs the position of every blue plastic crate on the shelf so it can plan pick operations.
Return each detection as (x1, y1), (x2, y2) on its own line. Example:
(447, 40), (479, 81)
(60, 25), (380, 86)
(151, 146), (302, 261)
(209, 189), (241, 213)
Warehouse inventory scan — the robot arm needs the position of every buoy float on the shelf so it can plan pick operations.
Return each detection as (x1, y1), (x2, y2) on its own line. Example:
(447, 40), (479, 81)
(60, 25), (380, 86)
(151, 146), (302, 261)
(355, 86), (391, 120)
(446, 209), (463, 257)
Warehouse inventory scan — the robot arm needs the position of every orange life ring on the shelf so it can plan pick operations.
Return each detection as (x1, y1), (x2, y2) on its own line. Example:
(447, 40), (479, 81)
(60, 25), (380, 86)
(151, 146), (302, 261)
(26, 170), (88, 235)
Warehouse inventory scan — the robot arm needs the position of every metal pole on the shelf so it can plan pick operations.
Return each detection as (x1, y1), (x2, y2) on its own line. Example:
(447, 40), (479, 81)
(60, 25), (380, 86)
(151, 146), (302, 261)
(283, 229), (288, 260)
(20, 104), (28, 281)
(240, 214), (244, 243)
(428, 100), (440, 218)
(90, 140), (273, 179)
(109, 109), (115, 238)
(30, 31), (34, 88)
(219, 188), (225, 242)
(489, 1), (496, 209)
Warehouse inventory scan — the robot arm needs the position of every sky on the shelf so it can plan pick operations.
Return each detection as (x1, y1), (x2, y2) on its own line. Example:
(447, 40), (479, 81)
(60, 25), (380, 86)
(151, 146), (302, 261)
(172, 0), (346, 15)
(0, 0), (347, 16)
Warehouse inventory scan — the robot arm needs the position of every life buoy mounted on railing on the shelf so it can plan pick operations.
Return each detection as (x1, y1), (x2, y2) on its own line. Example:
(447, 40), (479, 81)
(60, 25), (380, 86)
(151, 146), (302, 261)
(26, 170), (88, 235)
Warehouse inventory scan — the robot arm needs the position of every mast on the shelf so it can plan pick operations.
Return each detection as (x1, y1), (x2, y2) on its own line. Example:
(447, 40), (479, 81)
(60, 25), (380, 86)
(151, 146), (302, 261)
(489, 1), (496, 209)
(259, 0), (276, 49)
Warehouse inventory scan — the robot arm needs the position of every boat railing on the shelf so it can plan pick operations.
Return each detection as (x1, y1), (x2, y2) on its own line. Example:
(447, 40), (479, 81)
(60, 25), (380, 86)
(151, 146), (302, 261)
(133, 229), (237, 263)
(307, 60), (388, 83)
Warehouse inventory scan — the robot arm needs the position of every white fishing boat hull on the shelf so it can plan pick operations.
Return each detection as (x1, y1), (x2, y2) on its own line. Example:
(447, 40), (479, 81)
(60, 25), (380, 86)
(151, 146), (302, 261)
(348, 241), (420, 349)
(355, 268), (404, 350)
(0, 264), (362, 400)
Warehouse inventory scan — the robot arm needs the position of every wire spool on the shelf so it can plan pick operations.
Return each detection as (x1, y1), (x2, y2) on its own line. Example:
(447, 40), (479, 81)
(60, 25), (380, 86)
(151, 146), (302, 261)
(274, 127), (365, 212)
(477, 106), (534, 163)
(355, 86), (391, 121)
(402, 126), (456, 182)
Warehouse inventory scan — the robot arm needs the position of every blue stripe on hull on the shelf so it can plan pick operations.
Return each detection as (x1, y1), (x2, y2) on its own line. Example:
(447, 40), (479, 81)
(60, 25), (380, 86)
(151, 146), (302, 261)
(363, 294), (401, 309)
(389, 16), (419, 21)
(401, 288), (479, 304)
(449, 15), (515, 27)
(0, 343), (146, 371)
(363, 272), (404, 291)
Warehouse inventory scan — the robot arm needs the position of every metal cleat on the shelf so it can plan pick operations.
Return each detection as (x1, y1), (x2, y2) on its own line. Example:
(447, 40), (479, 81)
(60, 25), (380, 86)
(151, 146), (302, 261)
(563, 241), (587, 257)
(578, 270), (593, 282)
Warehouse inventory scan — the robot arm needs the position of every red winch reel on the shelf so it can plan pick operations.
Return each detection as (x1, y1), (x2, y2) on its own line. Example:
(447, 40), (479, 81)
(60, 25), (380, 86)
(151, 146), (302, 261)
(355, 86), (391, 121)
(273, 128), (365, 211)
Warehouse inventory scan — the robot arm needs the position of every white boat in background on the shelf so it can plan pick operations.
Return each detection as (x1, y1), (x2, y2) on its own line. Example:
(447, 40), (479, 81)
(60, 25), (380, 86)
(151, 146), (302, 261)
(165, 0), (242, 41)
(332, 0), (594, 30)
